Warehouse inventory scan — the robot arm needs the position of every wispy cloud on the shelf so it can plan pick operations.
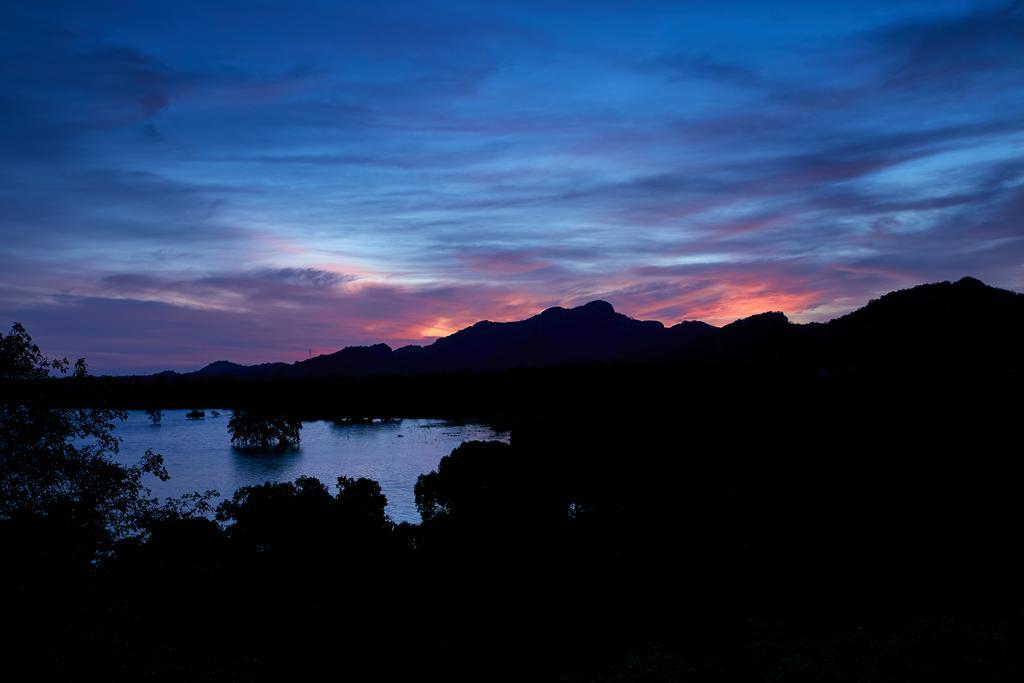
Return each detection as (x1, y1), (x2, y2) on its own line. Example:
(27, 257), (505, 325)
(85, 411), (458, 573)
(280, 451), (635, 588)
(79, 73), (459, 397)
(1, 0), (1022, 372)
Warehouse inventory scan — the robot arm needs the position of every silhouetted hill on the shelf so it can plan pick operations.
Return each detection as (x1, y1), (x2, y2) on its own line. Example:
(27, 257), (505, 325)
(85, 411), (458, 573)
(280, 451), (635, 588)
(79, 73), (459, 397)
(182, 277), (1022, 379)
(822, 276), (1024, 371)
(399, 299), (672, 372)
(194, 360), (249, 376)
(291, 343), (395, 377)
(194, 359), (290, 378)
(192, 298), (685, 378)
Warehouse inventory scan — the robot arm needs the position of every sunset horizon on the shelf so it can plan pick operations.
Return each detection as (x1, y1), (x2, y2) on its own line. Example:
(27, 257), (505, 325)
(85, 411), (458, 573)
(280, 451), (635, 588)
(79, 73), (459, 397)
(30, 273), (1002, 376)
(3, 1), (1023, 374)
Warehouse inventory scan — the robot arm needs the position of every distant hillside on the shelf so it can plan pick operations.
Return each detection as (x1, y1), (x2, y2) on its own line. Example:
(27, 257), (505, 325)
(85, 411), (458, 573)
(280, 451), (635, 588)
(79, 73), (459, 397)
(179, 277), (1023, 379)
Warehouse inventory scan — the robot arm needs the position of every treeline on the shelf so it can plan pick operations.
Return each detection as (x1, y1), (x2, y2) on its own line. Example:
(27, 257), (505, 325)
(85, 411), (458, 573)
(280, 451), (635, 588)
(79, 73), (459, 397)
(14, 356), (1023, 421)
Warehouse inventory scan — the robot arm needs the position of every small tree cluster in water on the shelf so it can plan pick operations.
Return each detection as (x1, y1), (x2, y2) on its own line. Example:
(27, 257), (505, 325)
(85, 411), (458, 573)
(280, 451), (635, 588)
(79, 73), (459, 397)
(228, 409), (302, 450)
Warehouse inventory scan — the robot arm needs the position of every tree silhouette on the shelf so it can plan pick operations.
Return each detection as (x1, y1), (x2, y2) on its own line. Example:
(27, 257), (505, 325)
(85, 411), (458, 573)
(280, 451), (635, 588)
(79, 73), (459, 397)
(227, 409), (301, 450)
(336, 475), (390, 529)
(146, 408), (162, 425)
(0, 322), (168, 551)
(414, 440), (513, 523)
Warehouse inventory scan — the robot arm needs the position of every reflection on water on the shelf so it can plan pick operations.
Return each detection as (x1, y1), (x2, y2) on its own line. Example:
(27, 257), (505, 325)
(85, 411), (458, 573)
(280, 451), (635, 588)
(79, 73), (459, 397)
(229, 446), (303, 482)
(112, 410), (508, 523)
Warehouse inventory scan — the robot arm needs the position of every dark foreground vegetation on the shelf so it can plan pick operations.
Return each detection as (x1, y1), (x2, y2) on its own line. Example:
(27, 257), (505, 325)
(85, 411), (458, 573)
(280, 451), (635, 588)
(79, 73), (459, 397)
(3, 277), (1024, 680)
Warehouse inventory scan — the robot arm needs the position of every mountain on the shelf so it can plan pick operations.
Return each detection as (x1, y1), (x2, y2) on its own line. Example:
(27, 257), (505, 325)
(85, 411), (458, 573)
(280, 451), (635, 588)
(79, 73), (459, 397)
(193, 359), (290, 377)
(185, 277), (1023, 379)
(396, 299), (675, 372)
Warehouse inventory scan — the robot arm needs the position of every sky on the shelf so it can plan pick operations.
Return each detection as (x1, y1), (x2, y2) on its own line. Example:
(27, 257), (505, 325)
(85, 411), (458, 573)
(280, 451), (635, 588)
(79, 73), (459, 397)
(1, 0), (1022, 374)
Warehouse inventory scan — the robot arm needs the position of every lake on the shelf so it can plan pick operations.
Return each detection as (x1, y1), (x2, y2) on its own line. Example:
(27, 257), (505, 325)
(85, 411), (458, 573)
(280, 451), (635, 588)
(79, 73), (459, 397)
(111, 410), (509, 524)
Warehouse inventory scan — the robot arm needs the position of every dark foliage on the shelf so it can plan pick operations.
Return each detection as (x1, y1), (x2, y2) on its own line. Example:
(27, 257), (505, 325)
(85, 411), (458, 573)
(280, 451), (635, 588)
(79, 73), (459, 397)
(227, 409), (301, 450)
(414, 440), (514, 523)
(6, 384), (1024, 680)
(0, 323), (167, 545)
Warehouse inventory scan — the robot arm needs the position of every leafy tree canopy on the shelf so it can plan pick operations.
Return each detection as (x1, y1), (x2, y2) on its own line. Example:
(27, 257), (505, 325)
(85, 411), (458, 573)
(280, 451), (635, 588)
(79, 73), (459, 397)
(228, 409), (301, 451)
(0, 323), (169, 553)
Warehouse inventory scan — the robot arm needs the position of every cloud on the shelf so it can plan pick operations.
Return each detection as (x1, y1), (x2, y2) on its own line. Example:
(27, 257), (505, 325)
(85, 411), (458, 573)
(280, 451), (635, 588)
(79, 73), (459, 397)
(1, 1), (1023, 372)
(640, 53), (764, 88)
(870, 0), (1024, 89)
(1, 267), (548, 373)
(260, 268), (356, 287)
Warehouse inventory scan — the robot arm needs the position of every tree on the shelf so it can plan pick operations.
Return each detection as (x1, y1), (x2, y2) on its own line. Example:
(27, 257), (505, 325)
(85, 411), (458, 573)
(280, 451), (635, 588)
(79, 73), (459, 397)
(227, 409), (301, 451)
(216, 476), (332, 551)
(0, 322), (169, 554)
(215, 475), (393, 566)
(414, 440), (513, 523)
(336, 475), (390, 529)
(146, 409), (163, 425)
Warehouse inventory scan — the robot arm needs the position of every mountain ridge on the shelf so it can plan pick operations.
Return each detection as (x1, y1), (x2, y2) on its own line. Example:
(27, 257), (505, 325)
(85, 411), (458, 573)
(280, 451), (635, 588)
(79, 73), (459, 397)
(175, 277), (1023, 379)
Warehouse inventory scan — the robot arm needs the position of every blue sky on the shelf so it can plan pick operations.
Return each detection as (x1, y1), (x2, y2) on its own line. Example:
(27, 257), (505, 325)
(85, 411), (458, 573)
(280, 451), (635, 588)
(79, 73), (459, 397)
(1, 0), (1022, 373)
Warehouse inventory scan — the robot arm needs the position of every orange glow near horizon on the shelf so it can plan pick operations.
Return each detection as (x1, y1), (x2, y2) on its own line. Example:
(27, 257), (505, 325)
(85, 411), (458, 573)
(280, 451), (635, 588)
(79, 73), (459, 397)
(380, 281), (826, 347)
(419, 318), (460, 338)
(664, 285), (822, 327)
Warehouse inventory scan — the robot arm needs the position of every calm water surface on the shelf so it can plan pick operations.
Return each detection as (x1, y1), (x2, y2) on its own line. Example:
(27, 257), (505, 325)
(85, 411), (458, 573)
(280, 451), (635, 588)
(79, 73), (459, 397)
(112, 410), (508, 523)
